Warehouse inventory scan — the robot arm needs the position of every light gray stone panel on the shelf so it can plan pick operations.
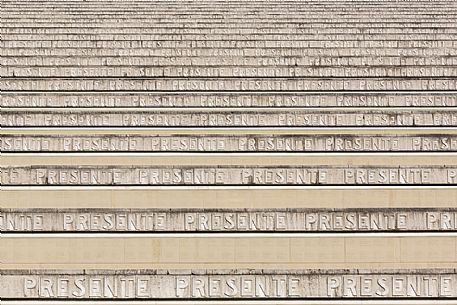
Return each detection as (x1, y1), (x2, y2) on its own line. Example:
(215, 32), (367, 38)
(5, 27), (457, 35)
(2, 110), (457, 127)
(2, 134), (457, 152)
(4, 66), (457, 78)
(2, 166), (456, 185)
(1, 269), (457, 299)
(3, 93), (456, 107)
(3, 40), (456, 49)
(4, 55), (457, 66)
(3, 47), (457, 57)
(2, 208), (457, 232)
(3, 78), (457, 91)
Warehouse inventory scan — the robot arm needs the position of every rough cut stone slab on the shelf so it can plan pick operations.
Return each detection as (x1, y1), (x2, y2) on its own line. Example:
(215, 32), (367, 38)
(1, 269), (457, 299)
(2, 134), (457, 152)
(2, 110), (457, 127)
(3, 93), (455, 108)
(2, 208), (457, 232)
(2, 166), (456, 185)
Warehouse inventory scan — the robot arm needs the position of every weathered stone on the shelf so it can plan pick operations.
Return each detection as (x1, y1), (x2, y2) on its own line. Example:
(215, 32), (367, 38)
(1, 269), (457, 299)
(2, 0), (457, 302)
(3, 40), (456, 48)
(3, 47), (457, 57)
(2, 134), (457, 152)
(3, 78), (457, 91)
(2, 208), (457, 232)
(2, 110), (457, 127)
(2, 166), (456, 185)
(4, 55), (457, 66)
(4, 66), (457, 77)
(3, 93), (456, 107)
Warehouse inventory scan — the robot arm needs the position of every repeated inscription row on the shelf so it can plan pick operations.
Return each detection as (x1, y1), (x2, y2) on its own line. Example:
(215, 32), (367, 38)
(2, 166), (456, 185)
(4, 78), (457, 91)
(3, 134), (457, 152)
(3, 110), (457, 127)
(2, 208), (457, 232)
(7, 21), (457, 27)
(4, 41), (456, 49)
(6, 28), (457, 34)
(9, 34), (457, 42)
(4, 48), (457, 57)
(6, 14), (457, 19)
(2, 269), (457, 299)
(5, 55), (457, 65)
(4, 56), (456, 66)
(5, 67), (457, 78)
(3, 93), (455, 107)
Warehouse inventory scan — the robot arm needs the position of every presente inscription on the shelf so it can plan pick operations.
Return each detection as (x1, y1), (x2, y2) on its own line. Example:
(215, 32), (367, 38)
(1, 270), (456, 299)
(3, 78), (457, 91)
(3, 93), (456, 107)
(1, 166), (456, 185)
(5, 66), (457, 78)
(2, 134), (457, 152)
(2, 208), (457, 232)
(2, 110), (457, 127)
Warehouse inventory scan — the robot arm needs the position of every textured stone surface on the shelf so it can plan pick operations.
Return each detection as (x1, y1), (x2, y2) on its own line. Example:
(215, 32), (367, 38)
(2, 134), (457, 152)
(2, 208), (457, 232)
(2, 165), (456, 185)
(2, 0), (457, 301)
(3, 109), (457, 127)
(3, 78), (457, 91)
(2, 92), (457, 107)
(2, 269), (457, 299)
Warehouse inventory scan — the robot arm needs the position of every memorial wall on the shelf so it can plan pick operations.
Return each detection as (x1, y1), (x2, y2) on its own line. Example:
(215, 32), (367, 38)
(1, 0), (457, 303)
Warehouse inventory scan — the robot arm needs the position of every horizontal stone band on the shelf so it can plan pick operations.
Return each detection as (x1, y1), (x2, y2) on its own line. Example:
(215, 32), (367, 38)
(4, 40), (457, 48)
(3, 110), (457, 127)
(3, 78), (457, 91)
(3, 93), (456, 107)
(2, 208), (457, 232)
(2, 166), (457, 185)
(4, 66), (457, 78)
(4, 56), (457, 66)
(2, 134), (457, 152)
(6, 35), (457, 42)
(3, 47), (457, 57)
(5, 28), (457, 34)
(1, 269), (457, 299)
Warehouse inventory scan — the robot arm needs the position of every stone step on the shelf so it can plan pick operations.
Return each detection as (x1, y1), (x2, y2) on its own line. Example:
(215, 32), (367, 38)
(4, 17), (457, 22)
(6, 21), (457, 26)
(4, 66), (457, 78)
(3, 109), (457, 128)
(3, 132), (457, 152)
(4, 48), (456, 57)
(5, 40), (454, 48)
(3, 78), (456, 91)
(4, 34), (457, 41)
(3, 92), (454, 108)
(6, 27), (457, 34)
(4, 56), (455, 66)
(3, 207), (457, 232)
(2, 165), (457, 185)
